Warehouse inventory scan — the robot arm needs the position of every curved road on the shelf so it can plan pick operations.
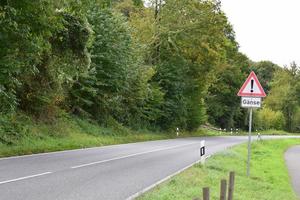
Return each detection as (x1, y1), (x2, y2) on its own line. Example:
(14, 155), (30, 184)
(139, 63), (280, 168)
(0, 136), (299, 200)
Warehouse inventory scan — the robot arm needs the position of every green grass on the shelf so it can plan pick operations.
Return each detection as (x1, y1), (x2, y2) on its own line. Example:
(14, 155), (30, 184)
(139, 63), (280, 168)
(138, 139), (300, 200)
(199, 129), (246, 136)
(0, 132), (172, 158)
(0, 112), (297, 158)
(0, 113), (214, 158)
(0, 114), (176, 157)
(199, 128), (295, 136)
(258, 129), (291, 135)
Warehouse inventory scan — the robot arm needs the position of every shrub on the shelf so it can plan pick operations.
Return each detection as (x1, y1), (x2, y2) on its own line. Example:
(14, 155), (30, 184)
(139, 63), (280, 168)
(254, 107), (285, 130)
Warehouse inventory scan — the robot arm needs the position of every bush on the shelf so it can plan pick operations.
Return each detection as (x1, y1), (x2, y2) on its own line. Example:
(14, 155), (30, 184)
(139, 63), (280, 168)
(254, 107), (285, 130)
(0, 114), (29, 145)
(292, 106), (300, 132)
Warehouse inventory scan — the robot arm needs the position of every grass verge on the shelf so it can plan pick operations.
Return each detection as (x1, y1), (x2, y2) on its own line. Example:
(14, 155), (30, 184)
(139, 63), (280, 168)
(0, 112), (297, 158)
(0, 113), (210, 158)
(198, 128), (294, 136)
(138, 139), (300, 200)
(0, 115), (172, 158)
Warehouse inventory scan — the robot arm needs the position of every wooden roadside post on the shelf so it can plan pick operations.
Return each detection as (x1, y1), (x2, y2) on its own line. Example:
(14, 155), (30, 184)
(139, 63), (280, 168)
(194, 172), (235, 200)
(203, 187), (210, 200)
(228, 171), (235, 200)
(220, 179), (227, 200)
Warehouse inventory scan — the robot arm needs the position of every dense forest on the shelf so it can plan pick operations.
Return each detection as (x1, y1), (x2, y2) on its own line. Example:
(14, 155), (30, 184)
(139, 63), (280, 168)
(0, 0), (300, 147)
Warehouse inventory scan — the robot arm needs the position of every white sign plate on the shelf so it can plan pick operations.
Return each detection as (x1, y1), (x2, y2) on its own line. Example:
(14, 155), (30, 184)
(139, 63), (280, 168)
(241, 97), (261, 108)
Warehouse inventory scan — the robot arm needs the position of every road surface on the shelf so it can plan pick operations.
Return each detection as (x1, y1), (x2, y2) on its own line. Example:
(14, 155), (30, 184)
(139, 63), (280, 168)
(0, 136), (299, 200)
(285, 145), (300, 197)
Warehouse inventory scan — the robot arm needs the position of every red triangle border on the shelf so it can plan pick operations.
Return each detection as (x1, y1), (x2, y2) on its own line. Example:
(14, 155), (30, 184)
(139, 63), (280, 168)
(237, 71), (266, 97)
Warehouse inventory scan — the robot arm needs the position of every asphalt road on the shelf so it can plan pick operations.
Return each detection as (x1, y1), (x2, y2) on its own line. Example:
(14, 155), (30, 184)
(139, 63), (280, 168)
(0, 136), (299, 200)
(285, 145), (300, 197)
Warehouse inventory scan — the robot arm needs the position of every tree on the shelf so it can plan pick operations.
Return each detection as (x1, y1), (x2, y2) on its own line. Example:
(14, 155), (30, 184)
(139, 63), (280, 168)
(0, 1), (56, 113)
(71, 7), (164, 128)
(251, 61), (281, 94)
(0, 1), (91, 120)
(128, 0), (243, 130)
(206, 64), (245, 129)
(264, 65), (300, 132)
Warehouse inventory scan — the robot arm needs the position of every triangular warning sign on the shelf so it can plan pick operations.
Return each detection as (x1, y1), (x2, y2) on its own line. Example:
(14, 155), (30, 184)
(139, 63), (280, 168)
(237, 71), (266, 97)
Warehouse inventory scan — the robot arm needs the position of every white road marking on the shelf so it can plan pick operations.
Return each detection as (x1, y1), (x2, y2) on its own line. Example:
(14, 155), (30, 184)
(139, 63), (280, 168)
(1, 136), (297, 161)
(0, 138), (194, 161)
(126, 137), (295, 200)
(71, 142), (199, 169)
(0, 172), (52, 185)
(125, 154), (212, 200)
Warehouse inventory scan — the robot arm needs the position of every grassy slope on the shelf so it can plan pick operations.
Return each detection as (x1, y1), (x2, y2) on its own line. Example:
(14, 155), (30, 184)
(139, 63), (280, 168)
(139, 139), (300, 200)
(0, 113), (209, 158)
(0, 112), (296, 158)
(0, 115), (168, 157)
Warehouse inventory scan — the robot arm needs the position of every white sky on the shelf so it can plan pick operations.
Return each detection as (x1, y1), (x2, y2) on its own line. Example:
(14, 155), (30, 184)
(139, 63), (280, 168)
(221, 0), (300, 67)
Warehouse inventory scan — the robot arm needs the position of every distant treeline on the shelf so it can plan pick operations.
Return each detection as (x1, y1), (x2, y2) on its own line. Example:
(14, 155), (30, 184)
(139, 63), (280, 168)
(0, 0), (299, 133)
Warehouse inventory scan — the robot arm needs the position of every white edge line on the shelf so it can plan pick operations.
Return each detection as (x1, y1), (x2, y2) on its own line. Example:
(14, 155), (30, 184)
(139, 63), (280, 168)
(0, 137), (206, 161)
(126, 137), (297, 200)
(1, 136), (299, 161)
(0, 141), (151, 161)
(0, 172), (52, 185)
(71, 142), (199, 169)
(125, 155), (211, 200)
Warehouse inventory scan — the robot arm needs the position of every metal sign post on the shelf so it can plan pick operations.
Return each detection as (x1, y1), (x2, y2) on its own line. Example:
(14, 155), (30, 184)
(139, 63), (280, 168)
(247, 108), (253, 177)
(237, 71), (266, 177)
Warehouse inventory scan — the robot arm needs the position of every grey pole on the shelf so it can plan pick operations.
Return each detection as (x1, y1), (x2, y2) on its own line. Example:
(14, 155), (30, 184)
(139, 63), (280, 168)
(247, 108), (253, 177)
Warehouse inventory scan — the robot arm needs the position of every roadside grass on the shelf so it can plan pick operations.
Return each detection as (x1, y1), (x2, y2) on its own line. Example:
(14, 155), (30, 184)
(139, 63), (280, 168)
(138, 139), (300, 200)
(197, 128), (295, 136)
(0, 113), (216, 158)
(0, 112), (297, 158)
(259, 129), (292, 135)
(197, 129), (246, 136)
(0, 132), (172, 158)
(0, 115), (175, 158)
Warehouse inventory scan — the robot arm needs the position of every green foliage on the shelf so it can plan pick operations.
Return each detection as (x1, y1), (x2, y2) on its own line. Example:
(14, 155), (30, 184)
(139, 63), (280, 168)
(114, 0), (143, 17)
(205, 52), (251, 130)
(0, 1), (55, 113)
(0, 112), (176, 157)
(129, 0), (242, 130)
(0, 1), (91, 120)
(206, 63), (248, 129)
(71, 8), (164, 128)
(153, 55), (189, 129)
(18, 10), (91, 119)
(264, 65), (300, 132)
(1, 0), (300, 148)
(251, 61), (280, 94)
(292, 107), (300, 132)
(132, 0), (143, 6)
(0, 114), (29, 145)
(254, 107), (285, 130)
(122, 65), (164, 128)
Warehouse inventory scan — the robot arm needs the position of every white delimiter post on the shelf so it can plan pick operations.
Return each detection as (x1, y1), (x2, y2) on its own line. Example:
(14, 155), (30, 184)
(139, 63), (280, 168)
(247, 108), (253, 177)
(200, 140), (206, 164)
